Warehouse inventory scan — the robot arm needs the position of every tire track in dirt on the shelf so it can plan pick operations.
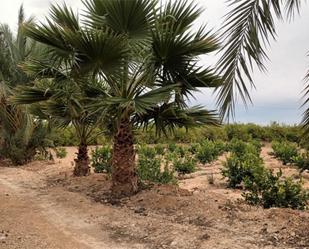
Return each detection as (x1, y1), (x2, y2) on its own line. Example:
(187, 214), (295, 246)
(0, 167), (145, 249)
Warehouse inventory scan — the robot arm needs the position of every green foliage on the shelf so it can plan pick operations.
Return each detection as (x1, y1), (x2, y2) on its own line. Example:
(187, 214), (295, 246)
(0, 120), (53, 165)
(168, 143), (177, 153)
(137, 144), (157, 159)
(137, 156), (175, 184)
(293, 152), (309, 173)
(271, 141), (298, 165)
(225, 124), (252, 141)
(54, 147), (67, 159)
(154, 144), (165, 155)
(188, 143), (200, 154)
(228, 139), (260, 158)
(45, 123), (306, 147)
(222, 152), (265, 188)
(174, 145), (188, 158)
(174, 157), (196, 175)
(91, 146), (112, 174)
(222, 143), (309, 210)
(243, 170), (309, 210)
(136, 144), (175, 184)
(196, 140), (224, 164)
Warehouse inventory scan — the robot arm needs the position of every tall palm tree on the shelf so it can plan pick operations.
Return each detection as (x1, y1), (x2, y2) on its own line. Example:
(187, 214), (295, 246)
(217, 0), (309, 131)
(15, 0), (221, 197)
(0, 6), (51, 165)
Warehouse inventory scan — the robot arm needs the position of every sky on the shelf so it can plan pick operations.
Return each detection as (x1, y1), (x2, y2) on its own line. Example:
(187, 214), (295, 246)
(0, 0), (309, 125)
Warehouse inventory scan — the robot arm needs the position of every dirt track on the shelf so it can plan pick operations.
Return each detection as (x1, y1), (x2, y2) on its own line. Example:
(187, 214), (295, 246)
(0, 146), (309, 249)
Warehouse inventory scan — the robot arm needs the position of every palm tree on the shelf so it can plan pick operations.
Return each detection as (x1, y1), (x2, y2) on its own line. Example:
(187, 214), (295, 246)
(15, 0), (221, 197)
(0, 6), (51, 165)
(217, 0), (309, 131)
(14, 59), (107, 175)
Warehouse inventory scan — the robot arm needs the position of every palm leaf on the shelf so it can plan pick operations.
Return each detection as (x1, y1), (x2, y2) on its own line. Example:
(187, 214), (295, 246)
(217, 0), (304, 118)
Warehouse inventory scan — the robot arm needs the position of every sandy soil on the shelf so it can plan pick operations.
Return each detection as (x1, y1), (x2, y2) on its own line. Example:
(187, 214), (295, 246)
(0, 145), (308, 249)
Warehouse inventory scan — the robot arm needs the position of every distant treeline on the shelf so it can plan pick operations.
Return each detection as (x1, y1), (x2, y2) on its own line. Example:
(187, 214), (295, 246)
(51, 123), (308, 148)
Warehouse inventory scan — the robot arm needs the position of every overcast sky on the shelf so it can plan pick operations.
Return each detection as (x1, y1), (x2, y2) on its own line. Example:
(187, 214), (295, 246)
(1, 0), (309, 125)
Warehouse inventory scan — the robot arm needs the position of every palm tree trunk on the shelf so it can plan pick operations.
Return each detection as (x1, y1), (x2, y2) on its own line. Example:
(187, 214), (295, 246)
(73, 143), (90, 176)
(111, 118), (138, 198)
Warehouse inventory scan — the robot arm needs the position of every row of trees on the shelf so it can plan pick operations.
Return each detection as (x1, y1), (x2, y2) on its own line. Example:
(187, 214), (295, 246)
(0, 0), (308, 198)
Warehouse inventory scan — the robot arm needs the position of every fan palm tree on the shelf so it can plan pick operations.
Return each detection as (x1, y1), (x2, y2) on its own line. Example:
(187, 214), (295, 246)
(217, 0), (309, 131)
(15, 0), (221, 197)
(14, 62), (106, 175)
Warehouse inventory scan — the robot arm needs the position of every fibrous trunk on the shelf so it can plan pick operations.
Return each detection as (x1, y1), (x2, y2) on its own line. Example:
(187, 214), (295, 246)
(73, 143), (90, 176)
(111, 118), (138, 198)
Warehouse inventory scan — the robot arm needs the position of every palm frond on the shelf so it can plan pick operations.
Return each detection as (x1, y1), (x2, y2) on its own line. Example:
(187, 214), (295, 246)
(159, 0), (202, 34)
(50, 3), (80, 31)
(302, 55), (309, 133)
(134, 103), (220, 136)
(217, 0), (279, 118)
(12, 86), (53, 104)
(84, 0), (156, 38)
(285, 0), (302, 19)
(217, 0), (305, 119)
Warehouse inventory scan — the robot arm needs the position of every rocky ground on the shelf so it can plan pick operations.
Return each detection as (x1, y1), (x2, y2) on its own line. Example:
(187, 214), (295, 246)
(0, 145), (308, 249)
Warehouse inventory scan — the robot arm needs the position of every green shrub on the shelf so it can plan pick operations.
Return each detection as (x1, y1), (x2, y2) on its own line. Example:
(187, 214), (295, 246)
(250, 139), (262, 153)
(299, 136), (309, 150)
(168, 143), (177, 153)
(91, 146), (112, 173)
(225, 124), (252, 142)
(293, 152), (309, 173)
(154, 144), (165, 155)
(137, 156), (175, 184)
(174, 157), (196, 174)
(54, 147), (67, 159)
(214, 140), (227, 154)
(243, 170), (309, 210)
(174, 145), (188, 158)
(138, 144), (157, 159)
(188, 143), (200, 154)
(227, 139), (260, 157)
(196, 140), (223, 164)
(222, 152), (265, 188)
(271, 141), (298, 165)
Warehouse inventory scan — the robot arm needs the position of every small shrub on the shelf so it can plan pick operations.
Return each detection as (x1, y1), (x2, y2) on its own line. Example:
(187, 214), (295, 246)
(271, 141), (298, 165)
(214, 140), (227, 154)
(137, 156), (175, 184)
(188, 143), (200, 154)
(54, 147), (67, 159)
(138, 145), (157, 159)
(91, 146), (112, 173)
(154, 144), (165, 155)
(196, 140), (222, 164)
(293, 152), (309, 173)
(174, 145), (188, 158)
(222, 152), (264, 188)
(243, 170), (309, 210)
(168, 143), (177, 153)
(174, 157), (196, 174)
(228, 139), (260, 158)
